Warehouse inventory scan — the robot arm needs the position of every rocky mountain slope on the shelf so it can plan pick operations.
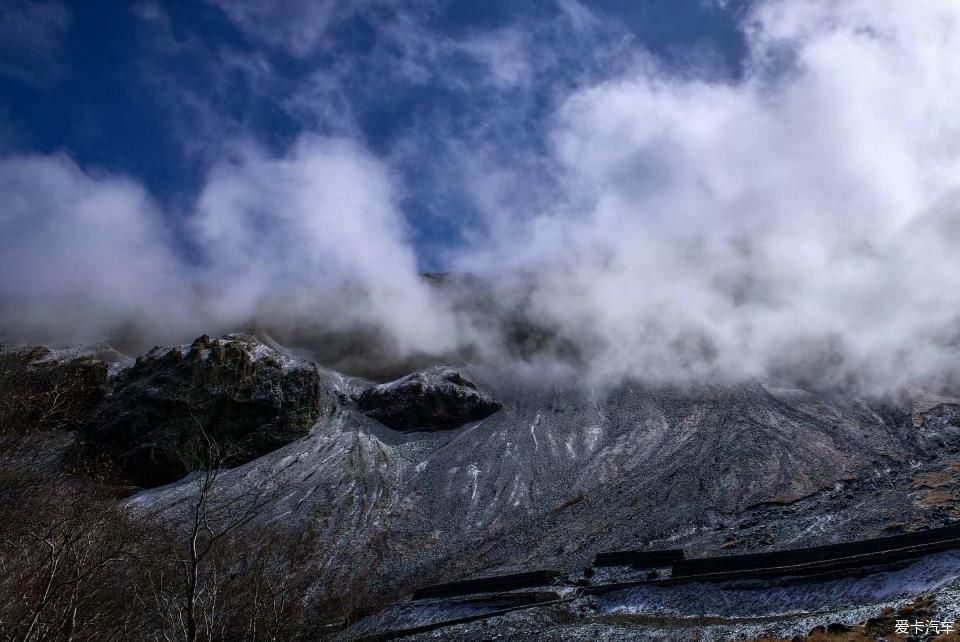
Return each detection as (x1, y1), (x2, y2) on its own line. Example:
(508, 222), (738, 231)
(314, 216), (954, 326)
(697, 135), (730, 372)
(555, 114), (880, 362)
(4, 331), (960, 636)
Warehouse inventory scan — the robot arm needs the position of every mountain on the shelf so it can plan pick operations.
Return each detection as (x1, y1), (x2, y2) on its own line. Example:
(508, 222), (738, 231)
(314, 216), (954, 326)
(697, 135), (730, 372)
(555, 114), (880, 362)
(3, 331), (960, 639)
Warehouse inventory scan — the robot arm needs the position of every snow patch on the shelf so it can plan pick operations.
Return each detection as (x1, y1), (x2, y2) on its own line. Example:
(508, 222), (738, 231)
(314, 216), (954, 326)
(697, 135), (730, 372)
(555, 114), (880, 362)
(467, 464), (481, 502)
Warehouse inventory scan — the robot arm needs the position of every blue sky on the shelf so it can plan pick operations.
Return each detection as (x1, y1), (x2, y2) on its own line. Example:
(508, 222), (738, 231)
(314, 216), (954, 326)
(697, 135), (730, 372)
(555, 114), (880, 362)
(0, 0), (750, 269)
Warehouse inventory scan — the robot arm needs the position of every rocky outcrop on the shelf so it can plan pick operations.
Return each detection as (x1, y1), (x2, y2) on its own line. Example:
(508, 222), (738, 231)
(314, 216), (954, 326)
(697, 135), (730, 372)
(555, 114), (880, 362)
(911, 392), (960, 428)
(72, 334), (327, 487)
(354, 366), (501, 431)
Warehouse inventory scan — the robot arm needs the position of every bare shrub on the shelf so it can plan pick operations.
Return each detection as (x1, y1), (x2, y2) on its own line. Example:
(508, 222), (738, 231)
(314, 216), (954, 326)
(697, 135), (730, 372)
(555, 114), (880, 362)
(0, 348), (106, 436)
(0, 371), (325, 641)
(0, 470), (146, 641)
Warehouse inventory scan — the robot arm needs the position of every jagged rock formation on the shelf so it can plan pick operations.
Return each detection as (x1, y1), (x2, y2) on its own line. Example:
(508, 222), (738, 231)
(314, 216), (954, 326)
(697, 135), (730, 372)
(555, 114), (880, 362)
(72, 333), (327, 487)
(354, 366), (501, 431)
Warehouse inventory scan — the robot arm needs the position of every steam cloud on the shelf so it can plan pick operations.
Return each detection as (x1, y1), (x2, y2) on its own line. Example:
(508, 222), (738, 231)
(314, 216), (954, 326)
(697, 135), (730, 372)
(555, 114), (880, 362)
(2, 0), (960, 394)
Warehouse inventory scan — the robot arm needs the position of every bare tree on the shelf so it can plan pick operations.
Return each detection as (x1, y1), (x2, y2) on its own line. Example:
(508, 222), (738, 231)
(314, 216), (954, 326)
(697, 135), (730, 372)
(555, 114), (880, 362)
(0, 472), (145, 642)
(0, 345), (139, 641)
(146, 421), (298, 642)
(0, 357), (322, 641)
(0, 427), (314, 642)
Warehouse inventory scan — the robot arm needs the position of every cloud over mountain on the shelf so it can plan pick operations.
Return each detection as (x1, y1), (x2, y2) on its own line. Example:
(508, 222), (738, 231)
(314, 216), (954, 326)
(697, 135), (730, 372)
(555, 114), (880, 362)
(2, 0), (959, 394)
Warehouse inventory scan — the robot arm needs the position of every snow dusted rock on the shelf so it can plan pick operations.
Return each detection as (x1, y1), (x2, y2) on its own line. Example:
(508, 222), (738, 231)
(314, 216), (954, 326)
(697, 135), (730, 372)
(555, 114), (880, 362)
(134, 375), (957, 612)
(354, 366), (501, 431)
(72, 333), (328, 487)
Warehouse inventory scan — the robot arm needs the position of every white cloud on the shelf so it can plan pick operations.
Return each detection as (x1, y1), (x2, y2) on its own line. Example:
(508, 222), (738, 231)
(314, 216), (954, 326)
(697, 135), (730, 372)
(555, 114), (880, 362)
(193, 137), (456, 354)
(0, 154), (190, 345)
(457, 28), (533, 89)
(4, 0), (960, 394)
(452, 0), (960, 392)
(207, 0), (356, 58)
(0, 140), (458, 360)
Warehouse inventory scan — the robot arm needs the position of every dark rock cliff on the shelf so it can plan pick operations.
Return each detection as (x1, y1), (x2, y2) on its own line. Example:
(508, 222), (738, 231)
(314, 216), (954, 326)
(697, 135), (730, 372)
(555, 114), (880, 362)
(71, 333), (327, 487)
